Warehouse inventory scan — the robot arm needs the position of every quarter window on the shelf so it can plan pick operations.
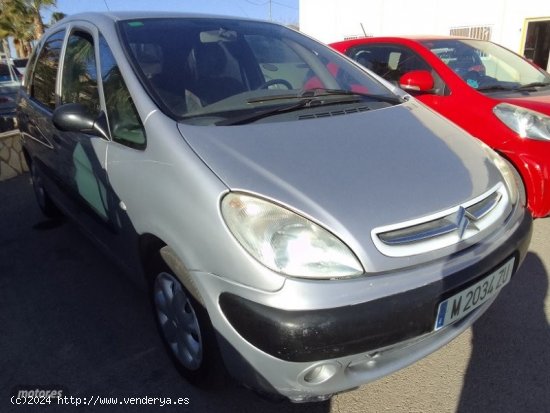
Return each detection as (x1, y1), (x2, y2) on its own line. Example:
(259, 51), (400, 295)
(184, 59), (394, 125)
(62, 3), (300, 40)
(31, 30), (65, 110)
(99, 35), (145, 147)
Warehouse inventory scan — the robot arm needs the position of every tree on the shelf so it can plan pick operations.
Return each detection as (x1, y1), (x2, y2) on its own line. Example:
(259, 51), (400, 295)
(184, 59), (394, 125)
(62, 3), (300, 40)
(0, 0), (57, 57)
(0, 0), (34, 57)
(27, 0), (57, 40)
(50, 11), (66, 25)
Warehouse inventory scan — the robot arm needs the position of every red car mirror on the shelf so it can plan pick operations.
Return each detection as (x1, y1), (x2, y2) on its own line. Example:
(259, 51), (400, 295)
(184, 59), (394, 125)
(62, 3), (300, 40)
(399, 70), (434, 92)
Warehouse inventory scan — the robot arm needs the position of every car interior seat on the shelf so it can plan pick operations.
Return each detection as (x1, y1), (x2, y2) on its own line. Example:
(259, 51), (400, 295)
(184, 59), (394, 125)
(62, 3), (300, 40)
(449, 52), (479, 75)
(187, 42), (246, 105)
(353, 48), (391, 81)
(354, 50), (375, 70)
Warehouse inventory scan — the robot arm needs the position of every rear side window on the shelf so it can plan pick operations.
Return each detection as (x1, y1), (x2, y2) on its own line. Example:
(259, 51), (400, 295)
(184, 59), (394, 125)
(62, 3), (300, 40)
(31, 30), (65, 110)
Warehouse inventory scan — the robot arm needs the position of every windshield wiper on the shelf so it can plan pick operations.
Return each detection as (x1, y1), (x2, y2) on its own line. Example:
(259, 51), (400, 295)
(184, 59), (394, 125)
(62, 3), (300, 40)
(218, 93), (369, 126)
(516, 81), (550, 90)
(476, 85), (517, 92)
(312, 88), (404, 104)
(247, 88), (403, 105)
(218, 88), (403, 126)
(477, 82), (550, 93)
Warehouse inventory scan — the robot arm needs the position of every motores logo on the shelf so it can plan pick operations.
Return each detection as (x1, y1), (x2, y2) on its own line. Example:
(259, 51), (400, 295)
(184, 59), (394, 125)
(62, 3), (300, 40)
(11, 386), (66, 399)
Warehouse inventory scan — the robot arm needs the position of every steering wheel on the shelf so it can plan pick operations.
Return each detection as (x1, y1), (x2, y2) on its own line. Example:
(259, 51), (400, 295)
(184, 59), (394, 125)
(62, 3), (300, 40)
(257, 78), (293, 90)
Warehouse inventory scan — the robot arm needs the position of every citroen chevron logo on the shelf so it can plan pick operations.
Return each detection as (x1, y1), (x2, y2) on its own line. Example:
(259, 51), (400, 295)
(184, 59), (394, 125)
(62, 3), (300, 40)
(455, 206), (479, 239)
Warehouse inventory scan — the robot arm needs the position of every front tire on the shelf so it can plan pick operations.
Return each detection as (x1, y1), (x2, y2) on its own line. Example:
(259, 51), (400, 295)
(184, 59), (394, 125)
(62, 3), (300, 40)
(149, 259), (222, 385)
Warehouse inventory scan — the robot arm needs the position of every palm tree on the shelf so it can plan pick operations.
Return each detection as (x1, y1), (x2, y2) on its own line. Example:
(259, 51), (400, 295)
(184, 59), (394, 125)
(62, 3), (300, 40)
(50, 11), (66, 25)
(26, 0), (57, 40)
(0, 0), (34, 57)
(0, 0), (15, 56)
(0, 0), (57, 57)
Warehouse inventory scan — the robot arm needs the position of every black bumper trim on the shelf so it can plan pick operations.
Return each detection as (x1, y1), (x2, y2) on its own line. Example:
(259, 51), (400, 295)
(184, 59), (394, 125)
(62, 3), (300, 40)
(219, 212), (532, 363)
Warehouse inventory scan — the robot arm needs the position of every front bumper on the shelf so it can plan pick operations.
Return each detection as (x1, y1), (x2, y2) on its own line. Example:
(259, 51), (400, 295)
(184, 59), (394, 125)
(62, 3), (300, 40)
(502, 141), (550, 218)
(220, 211), (531, 363)
(203, 208), (532, 401)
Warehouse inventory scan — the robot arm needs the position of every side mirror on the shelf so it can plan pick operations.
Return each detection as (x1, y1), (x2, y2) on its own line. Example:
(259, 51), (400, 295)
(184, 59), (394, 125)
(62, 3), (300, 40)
(52, 103), (109, 140)
(399, 70), (434, 92)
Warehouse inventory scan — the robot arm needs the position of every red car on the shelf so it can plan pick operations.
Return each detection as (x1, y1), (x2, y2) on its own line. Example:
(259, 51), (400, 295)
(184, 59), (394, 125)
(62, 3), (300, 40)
(331, 36), (550, 218)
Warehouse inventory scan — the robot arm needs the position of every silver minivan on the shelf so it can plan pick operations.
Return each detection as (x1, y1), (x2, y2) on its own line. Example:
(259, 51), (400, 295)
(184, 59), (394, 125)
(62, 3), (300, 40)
(18, 12), (532, 402)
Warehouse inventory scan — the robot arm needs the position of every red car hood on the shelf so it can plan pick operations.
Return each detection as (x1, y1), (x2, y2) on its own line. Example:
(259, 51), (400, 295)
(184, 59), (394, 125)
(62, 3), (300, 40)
(499, 91), (550, 115)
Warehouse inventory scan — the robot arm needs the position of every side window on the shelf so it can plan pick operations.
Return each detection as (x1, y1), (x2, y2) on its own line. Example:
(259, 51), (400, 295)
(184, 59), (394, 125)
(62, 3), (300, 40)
(99, 35), (146, 148)
(348, 45), (430, 81)
(31, 30), (65, 110)
(61, 31), (100, 113)
(348, 44), (447, 95)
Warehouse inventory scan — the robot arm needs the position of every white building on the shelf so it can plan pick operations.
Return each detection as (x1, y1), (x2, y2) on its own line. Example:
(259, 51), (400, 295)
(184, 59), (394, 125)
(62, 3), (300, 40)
(299, 0), (550, 70)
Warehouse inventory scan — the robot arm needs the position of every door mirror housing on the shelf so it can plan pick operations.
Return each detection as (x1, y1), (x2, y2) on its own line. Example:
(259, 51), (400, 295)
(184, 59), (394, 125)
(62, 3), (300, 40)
(53, 103), (110, 140)
(399, 70), (435, 92)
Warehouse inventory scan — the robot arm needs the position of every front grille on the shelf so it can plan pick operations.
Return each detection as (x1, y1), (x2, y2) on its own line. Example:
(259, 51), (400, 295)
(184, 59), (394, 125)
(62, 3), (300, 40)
(371, 184), (510, 257)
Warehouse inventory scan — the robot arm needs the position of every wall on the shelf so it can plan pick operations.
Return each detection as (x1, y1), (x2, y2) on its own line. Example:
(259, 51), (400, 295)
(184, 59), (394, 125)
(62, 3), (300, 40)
(0, 131), (28, 181)
(299, 0), (550, 52)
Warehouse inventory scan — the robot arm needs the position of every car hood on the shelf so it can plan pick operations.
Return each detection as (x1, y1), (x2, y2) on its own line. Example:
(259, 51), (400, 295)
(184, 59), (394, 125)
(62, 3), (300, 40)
(498, 89), (550, 115)
(178, 101), (503, 264)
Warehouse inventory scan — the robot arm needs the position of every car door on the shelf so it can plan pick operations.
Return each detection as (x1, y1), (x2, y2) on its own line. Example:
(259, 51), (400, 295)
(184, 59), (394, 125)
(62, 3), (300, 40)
(55, 25), (146, 273)
(56, 27), (113, 225)
(19, 22), (144, 274)
(19, 29), (67, 197)
(20, 26), (110, 222)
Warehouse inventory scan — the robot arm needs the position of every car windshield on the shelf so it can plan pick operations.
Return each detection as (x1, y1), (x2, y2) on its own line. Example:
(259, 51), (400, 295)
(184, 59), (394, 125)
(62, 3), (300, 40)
(118, 18), (400, 125)
(422, 39), (550, 92)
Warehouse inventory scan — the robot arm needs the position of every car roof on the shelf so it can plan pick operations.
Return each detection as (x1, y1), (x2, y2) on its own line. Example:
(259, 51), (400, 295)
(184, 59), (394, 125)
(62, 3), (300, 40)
(330, 35), (474, 48)
(42, 11), (276, 41)
(54, 11), (267, 26)
(385, 35), (467, 40)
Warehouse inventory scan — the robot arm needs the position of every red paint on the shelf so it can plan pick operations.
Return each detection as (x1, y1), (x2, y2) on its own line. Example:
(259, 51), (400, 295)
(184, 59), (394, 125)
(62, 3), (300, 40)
(331, 37), (550, 218)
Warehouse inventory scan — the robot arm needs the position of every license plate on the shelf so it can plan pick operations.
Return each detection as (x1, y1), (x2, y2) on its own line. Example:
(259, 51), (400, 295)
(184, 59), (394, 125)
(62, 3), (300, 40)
(434, 257), (515, 330)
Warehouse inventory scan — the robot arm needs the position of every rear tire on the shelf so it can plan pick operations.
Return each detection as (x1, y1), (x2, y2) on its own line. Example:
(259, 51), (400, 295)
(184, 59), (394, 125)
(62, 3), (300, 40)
(30, 161), (62, 218)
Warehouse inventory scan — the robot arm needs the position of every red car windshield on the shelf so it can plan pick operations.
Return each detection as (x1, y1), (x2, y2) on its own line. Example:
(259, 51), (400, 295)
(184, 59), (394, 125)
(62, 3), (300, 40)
(422, 39), (550, 91)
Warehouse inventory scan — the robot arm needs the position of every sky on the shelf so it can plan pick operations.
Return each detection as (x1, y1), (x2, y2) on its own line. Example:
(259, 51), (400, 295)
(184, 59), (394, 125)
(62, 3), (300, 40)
(43, 0), (299, 26)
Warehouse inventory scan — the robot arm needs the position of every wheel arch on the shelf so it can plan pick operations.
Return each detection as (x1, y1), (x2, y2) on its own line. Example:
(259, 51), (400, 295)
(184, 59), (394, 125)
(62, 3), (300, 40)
(139, 233), (205, 306)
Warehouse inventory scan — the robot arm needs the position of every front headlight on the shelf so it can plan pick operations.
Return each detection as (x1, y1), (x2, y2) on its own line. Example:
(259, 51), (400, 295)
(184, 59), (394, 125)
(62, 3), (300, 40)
(493, 103), (550, 141)
(479, 142), (519, 205)
(221, 193), (364, 279)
